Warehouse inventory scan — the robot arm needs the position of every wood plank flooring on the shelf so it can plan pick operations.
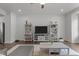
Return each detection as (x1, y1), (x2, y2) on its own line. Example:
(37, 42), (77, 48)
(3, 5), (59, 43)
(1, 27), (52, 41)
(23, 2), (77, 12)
(64, 42), (79, 53)
(0, 41), (79, 56)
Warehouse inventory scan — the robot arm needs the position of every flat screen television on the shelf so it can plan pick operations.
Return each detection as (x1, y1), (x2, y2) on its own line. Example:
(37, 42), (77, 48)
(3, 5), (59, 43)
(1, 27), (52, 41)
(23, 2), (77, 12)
(35, 26), (47, 34)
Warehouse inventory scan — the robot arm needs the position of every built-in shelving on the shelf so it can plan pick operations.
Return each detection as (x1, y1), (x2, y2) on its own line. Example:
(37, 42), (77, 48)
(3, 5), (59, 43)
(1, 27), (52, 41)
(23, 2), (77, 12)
(49, 22), (58, 42)
(25, 23), (33, 41)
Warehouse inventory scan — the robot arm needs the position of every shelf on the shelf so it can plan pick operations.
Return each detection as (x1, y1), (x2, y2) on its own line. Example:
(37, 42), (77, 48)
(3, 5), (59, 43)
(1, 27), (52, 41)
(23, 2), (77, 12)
(25, 24), (33, 41)
(49, 23), (58, 42)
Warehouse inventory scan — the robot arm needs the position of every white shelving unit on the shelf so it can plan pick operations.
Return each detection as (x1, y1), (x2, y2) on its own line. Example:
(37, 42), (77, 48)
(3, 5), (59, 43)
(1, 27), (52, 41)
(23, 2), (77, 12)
(25, 23), (33, 41)
(49, 22), (58, 42)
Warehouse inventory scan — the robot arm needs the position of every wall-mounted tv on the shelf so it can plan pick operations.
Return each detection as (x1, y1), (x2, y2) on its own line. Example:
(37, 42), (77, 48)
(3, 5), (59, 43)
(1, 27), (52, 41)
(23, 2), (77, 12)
(35, 26), (48, 34)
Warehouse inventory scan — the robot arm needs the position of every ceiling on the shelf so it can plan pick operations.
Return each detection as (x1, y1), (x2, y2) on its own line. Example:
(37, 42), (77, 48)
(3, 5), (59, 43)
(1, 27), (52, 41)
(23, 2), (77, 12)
(0, 3), (79, 15)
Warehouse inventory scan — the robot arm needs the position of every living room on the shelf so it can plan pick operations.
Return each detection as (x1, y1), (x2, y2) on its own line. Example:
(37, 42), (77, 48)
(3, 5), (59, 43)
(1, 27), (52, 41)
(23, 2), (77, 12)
(0, 3), (79, 56)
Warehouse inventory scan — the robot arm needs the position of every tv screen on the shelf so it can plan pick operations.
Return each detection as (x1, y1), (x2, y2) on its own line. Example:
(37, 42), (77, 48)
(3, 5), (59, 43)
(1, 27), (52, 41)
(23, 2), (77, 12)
(35, 26), (47, 34)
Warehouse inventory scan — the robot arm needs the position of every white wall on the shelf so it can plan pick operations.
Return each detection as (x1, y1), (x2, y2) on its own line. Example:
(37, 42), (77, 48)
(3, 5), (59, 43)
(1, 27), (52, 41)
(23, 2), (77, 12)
(64, 13), (72, 43)
(71, 12), (79, 43)
(65, 7), (79, 43)
(5, 14), (11, 43)
(10, 12), (16, 43)
(5, 12), (16, 43)
(0, 9), (6, 22)
(16, 16), (26, 40)
(16, 15), (65, 40)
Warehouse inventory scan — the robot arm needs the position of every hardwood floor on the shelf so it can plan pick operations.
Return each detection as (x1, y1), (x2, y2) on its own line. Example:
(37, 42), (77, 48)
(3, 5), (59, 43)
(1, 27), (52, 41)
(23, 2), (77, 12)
(64, 42), (79, 53)
(0, 41), (79, 56)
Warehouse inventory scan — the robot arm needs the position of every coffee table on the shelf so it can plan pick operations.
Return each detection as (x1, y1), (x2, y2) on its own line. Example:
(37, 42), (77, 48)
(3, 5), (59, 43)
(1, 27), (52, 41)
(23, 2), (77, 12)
(39, 42), (69, 55)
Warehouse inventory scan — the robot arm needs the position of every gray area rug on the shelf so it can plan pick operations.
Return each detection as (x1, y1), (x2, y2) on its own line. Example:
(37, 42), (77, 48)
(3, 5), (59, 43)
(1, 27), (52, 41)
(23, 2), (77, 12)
(9, 46), (33, 56)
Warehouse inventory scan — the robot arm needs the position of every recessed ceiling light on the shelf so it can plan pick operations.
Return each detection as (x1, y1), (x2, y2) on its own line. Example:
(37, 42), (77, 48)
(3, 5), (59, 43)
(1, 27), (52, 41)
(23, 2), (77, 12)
(60, 9), (64, 12)
(18, 9), (22, 12)
(40, 2), (45, 5)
